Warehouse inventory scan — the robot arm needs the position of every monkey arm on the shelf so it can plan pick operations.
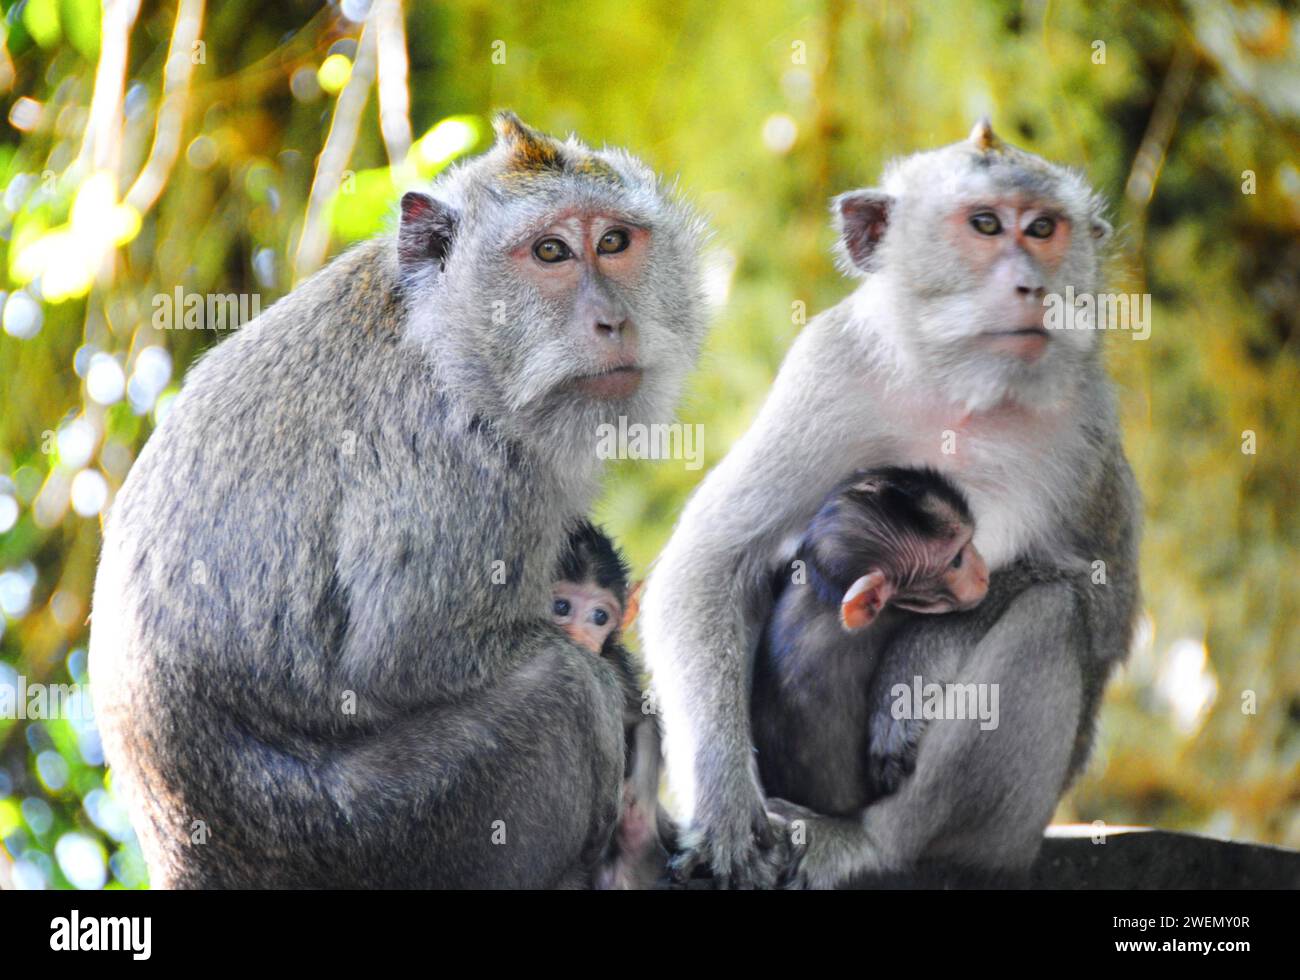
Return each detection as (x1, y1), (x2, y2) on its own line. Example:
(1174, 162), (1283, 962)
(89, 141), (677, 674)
(317, 438), (629, 886)
(641, 312), (896, 886)
(328, 625), (627, 888)
(779, 577), (1086, 888)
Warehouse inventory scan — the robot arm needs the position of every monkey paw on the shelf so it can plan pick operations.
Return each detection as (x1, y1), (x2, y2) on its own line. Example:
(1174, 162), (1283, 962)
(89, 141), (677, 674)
(765, 798), (880, 890)
(867, 713), (924, 799)
(668, 802), (801, 890)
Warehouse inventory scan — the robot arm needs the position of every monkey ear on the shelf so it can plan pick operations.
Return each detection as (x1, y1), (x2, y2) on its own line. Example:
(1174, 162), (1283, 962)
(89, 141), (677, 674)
(622, 581), (643, 632)
(1090, 217), (1113, 242)
(398, 191), (458, 273)
(840, 571), (892, 631)
(832, 190), (893, 273)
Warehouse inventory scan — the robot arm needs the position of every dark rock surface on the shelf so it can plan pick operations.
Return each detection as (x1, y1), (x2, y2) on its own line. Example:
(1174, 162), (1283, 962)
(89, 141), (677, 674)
(668, 827), (1300, 889)
(1029, 827), (1300, 889)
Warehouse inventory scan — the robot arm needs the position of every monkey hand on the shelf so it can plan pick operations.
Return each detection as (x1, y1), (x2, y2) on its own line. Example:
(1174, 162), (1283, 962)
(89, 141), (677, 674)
(668, 798), (802, 890)
(866, 711), (925, 799)
(765, 798), (882, 890)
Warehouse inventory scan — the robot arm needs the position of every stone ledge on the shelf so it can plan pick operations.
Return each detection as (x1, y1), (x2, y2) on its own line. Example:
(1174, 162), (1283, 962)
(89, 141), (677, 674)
(1029, 826), (1300, 889)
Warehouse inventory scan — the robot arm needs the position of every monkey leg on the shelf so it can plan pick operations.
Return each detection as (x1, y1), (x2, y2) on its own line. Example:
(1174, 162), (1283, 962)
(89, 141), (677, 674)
(779, 580), (1085, 889)
(127, 635), (626, 889)
(331, 638), (628, 889)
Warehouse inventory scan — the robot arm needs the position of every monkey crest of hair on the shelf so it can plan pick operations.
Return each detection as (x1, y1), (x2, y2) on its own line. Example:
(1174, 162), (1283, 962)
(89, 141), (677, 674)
(968, 116), (1003, 154)
(832, 117), (1114, 413)
(558, 519), (631, 608)
(400, 110), (710, 472)
(492, 111), (623, 188)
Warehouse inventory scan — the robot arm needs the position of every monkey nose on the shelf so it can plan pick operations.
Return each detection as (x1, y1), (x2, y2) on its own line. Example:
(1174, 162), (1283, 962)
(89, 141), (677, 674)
(1016, 285), (1046, 301)
(595, 319), (630, 341)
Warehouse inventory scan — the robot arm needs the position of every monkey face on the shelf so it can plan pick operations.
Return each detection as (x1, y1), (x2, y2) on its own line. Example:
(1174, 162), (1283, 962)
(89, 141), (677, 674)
(891, 536), (989, 615)
(825, 468), (989, 629)
(551, 580), (623, 655)
(506, 211), (650, 401)
(942, 200), (1072, 361)
(832, 121), (1111, 411)
(397, 113), (709, 455)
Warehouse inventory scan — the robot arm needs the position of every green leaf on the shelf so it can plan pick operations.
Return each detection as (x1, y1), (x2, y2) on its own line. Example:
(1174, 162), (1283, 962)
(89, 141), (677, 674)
(60, 0), (100, 59)
(22, 0), (61, 50)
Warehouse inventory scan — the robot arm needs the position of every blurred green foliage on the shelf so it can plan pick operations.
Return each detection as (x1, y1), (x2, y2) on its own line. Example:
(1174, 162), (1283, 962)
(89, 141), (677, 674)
(0, 0), (1296, 888)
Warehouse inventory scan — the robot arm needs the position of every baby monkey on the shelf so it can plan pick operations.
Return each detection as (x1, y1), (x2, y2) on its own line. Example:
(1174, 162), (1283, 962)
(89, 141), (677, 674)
(552, 522), (671, 889)
(752, 467), (989, 818)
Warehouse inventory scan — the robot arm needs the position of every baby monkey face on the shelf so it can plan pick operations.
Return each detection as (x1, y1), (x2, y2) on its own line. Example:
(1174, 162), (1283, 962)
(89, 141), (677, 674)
(839, 535), (988, 631)
(890, 533), (989, 614)
(552, 580), (623, 654)
(831, 471), (991, 631)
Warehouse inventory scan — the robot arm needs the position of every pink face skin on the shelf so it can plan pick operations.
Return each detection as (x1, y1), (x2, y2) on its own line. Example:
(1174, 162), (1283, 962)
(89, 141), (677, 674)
(895, 535), (989, 613)
(510, 211), (650, 400)
(551, 580), (622, 654)
(840, 535), (989, 630)
(947, 197), (1073, 363)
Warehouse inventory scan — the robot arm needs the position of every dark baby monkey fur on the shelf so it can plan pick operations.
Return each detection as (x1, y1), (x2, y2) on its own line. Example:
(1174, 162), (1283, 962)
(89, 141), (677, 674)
(553, 522), (675, 889)
(752, 467), (988, 818)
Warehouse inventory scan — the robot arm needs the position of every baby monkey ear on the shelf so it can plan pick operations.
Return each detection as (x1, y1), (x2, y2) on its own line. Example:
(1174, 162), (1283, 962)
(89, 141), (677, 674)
(622, 581), (644, 632)
(398, 191), (458, 273)
(840, 570), (893, 631)
(832, 190), (893, 273)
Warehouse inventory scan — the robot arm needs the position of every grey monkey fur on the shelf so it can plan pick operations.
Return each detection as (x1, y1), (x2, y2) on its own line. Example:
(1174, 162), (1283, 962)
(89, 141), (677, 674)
(90, 113), (707, 888)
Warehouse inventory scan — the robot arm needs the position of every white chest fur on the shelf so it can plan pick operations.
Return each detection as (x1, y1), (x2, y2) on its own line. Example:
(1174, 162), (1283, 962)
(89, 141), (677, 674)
(881, 393), (1077, 569)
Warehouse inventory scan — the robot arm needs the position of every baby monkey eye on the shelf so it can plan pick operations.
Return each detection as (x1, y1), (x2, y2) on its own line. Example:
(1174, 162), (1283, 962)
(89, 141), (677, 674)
(596, 229), (630, 255)
(591, 608), (610, 627)
(1025, 216), (1056, 239)
(969, 212), (1002, 236)
(950, 549), (964, 569)
(533, 238), (572, 263)
(552, 598), (571, 617)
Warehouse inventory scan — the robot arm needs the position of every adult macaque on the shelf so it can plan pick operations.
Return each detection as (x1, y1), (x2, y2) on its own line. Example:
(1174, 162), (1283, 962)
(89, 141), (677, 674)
(90, 113), (707, 888)
(751, 467), (988, 817)
(641, 120), (1140, 888)
(552, 521), (671, 889)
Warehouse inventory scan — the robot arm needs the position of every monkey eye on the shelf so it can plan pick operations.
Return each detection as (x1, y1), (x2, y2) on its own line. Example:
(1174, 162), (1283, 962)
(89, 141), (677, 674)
(1025, 216), (1056, 239)
(969, 212), (1002, 235)
(552, 598), (572, 618)
(950, 549), (964, 569)
(597, 229), (630, 255)
(533, 238), (572, 263)
(591, 608), (610, 627)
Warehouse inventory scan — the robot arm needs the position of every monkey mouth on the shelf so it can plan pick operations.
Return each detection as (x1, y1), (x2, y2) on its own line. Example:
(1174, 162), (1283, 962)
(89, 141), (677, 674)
(985, 325), (1049, 338)
(893, 597), (952, 614)
(573, 366), (643, 400)
(980, 326), (1050, 360)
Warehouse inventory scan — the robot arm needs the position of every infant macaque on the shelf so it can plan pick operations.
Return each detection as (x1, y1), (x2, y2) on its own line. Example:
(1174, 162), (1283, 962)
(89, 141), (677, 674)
(552, 521), (671, 889)
(752, 467), (989, 817)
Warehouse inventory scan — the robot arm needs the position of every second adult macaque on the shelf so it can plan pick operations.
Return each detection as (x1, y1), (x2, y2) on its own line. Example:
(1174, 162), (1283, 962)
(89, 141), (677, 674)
(752, 467), (989, 817)
(642, 119), (1140, 889)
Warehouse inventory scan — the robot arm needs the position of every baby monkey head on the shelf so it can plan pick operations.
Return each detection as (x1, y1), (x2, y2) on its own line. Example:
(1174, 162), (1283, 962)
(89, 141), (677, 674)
(832, 118), (1113, 411)
(552, 520), (638, 656)
(803, 467), (989, 631)
(398, 112), (708, 450)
